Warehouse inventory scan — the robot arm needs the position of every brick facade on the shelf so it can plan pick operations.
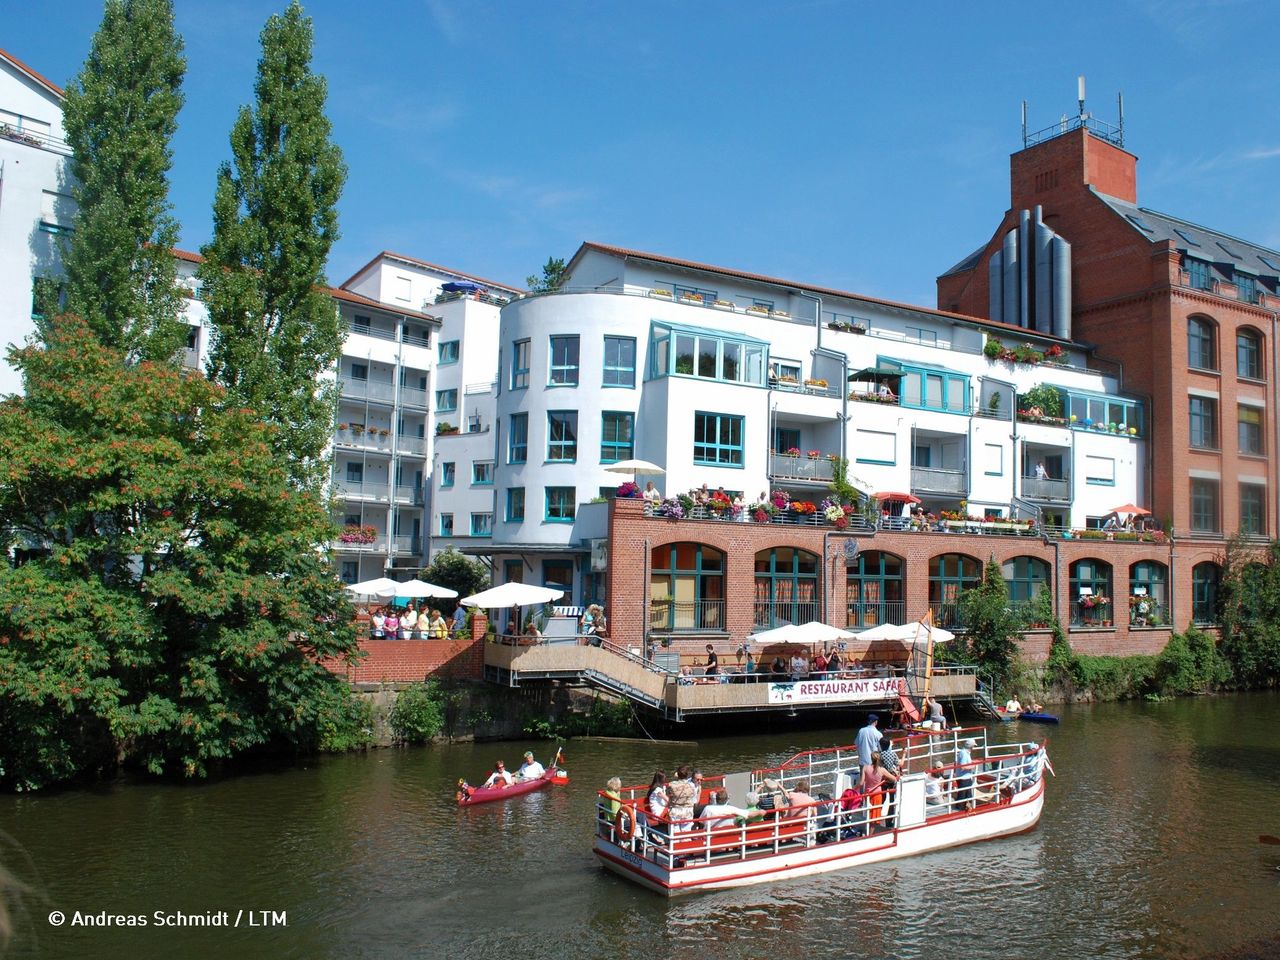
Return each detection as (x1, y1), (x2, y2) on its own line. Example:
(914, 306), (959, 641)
(606, 499), (1210, 664)
(323, 614), (488, 684)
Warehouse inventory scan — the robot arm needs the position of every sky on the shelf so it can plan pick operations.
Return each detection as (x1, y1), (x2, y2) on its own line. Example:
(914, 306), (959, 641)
(7, 0), (1280, 306)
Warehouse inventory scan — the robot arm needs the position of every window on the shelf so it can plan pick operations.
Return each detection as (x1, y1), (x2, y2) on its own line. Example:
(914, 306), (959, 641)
(674, 284), (718, 303)
(506, 487), (525, 522)
(846, 551), (904, 628)
(471, 461), (493, 485)
(1190, 478), (1220, 533)
(340, 561), (359, 584)
(928, 554), (981, 628)
(775, 362), (802, 383)
(545, 486), (576, 522)
(890, 361), (969, 414)
(1189, 396), (1218, 449)
(1002, 557), (1051, 619)
(1240, 483), (1266, 536)
(549, 335), (580, 385)
(649, 323), (767, 386)
(436, 389), (458, 412)
(352, 314), (371, 335)
(350, 363), (368, 381)
(1065, 391), (1144, 436)
(753, 548), (819, 629)
(547, 411), (578, 462)
(395, 276), (412, 302)
(1188, 317), (1216, 370)
(1069, 559), (1113, 627)
(650, 542), (725, 631)
(543, 559), (574, 590)
(439, 513), (454, 536)
(905, 326), (938, 346)
(504, 560), (524, 584)
(345, 462), (363, 483)
(1239, 406), (1264, 455)
(1129, 561), (1168, 627)
(693, 412), (745, 467)
(600, 412), (634, 463)
(603, 336), (636, 387)
(439, 462), (455, 488)
(1237, 329), (1263, 379)
(1084, 455), (1115, 486)
(439, 340), (459, 364)
(186, 325), (199, 351)
(1236, 274), (1259, 304)
(508, 413), (528, 463)
(1192, 562), (1221, 625)
(470, 512), (493, 537)
(1186, 258), (1213, 292)
(511, 339), (530, 389)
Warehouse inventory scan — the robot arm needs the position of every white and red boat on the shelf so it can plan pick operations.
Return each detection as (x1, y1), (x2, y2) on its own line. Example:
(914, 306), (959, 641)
(593, 727), (1050, 896)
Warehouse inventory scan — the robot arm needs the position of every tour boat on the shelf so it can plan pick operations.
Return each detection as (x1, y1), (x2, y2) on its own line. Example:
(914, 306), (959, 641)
(593, 727), (1050, 896)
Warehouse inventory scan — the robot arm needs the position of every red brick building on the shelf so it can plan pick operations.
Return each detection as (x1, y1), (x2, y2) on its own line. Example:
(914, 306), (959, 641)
(937, 119), (1280, 628)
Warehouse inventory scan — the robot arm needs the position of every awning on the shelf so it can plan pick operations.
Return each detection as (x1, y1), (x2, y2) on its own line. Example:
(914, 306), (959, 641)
(874, 491), (921, 504)
(848, 366), (903, 383)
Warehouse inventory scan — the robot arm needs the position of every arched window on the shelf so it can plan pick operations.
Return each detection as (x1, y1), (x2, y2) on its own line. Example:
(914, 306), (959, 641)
(753, 547), (819, 629)
(1192, 562), (1221, 625)
(650, 542), (724, 631)
(847, 551), (904, 628)
(1069, 559), (1113, 626)
(1002, 556), (1051, 624)
(1129, 560), (1168, 627)
(1188, 316), (1217, 371)
(929, 553), (981, 628)
(1237, 327), (1264, 380)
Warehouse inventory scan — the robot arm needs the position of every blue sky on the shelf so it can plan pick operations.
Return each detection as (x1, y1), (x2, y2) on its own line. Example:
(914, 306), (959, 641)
(8, 0), (1280, 304)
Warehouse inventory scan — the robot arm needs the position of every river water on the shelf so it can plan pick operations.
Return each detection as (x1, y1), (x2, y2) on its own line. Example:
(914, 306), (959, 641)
(2, 692), (1278, 960)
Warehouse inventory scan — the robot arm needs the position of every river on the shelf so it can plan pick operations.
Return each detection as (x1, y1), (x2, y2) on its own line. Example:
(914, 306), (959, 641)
(2, 692), (1278, 960)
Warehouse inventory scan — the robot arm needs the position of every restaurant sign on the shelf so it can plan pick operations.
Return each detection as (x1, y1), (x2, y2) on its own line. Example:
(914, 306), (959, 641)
(767, 676), (900, 705)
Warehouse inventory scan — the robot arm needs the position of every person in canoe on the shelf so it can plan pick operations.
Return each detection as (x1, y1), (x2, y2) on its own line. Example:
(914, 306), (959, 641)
(481, 760), (513, 789)
(515, 750), (546, 782)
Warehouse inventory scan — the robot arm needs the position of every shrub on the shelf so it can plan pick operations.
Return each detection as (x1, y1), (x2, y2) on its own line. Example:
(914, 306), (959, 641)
(1155, 628), (1227, 696)
(388, 681), (446, 743)
(317, 690), (375, 752)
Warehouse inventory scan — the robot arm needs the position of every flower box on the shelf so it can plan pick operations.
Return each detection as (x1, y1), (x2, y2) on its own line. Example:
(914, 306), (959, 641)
(713, 299), (734, 309)
(804, 379), (828, 388)
(746, 306), (770, 315)
(680, 293), (705, 304)
(649, 289), (672, 299)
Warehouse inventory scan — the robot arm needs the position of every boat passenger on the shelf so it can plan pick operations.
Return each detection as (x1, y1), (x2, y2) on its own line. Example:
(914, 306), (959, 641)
(739, 790), (765, 825)
(1025, 697), (1044, 713)
(785, 780), (816, 822)
(601, 776), (623, 819)
(925, 696), (947, 729)
(756, 777), (789, 818)
(667, 766), (699, 833)
(700, 790), (749, 830)
(861, 752), (897, 828)
(924, 762), (948, 809)
(1005, 694), (1023, 714)
(953, 738), (977, 810)
(516, 751), (546, 782)
(481, 761), (513, 789)
(645, 771), (670, 840)
(855, 713), (881, 767)
(878, 737), (902, 778)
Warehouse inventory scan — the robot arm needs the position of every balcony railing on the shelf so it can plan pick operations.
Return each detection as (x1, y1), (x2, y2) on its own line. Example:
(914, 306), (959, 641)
(334, 480), (391, 503)
(0, 122), (71, 155)
(333, 535), (388, 553)
(769, 454), (836, 482)
(649, 599), (727, 633)
(772, 379), (841, 399)
(845, 601), (907, 629)
(345, 320), (397, 342)
(911, 466), (967, 495)
(396, 435), (428, 456)
(928, 602), (966, 630)
(1128, 598), (1168, 628)
(393, 485), (423, 504)
(752, 598), (821, 631)
(1069, 602), (1115, 628)
(340, 379), (396, 404)
(390, 535), (420, 555)
(400, 386), (429, 409)
(644, 503), (876, 531)
(1020, 476), (1070, 501)
(334, 428), (393, 452)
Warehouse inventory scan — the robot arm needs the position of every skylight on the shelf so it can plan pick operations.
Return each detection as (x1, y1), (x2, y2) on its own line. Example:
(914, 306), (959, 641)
(1173, 228), (1200, 247)
(1259, 255), (1280, 273)
(1217, 240), (1241, 260)
(1126, 214), (1155, 234)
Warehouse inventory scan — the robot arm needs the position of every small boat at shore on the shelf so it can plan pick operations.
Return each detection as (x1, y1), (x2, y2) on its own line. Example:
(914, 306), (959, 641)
(593, 727), (1050, 896)
(457, 748), (569, 806)
(1017, 711), (1060, 725)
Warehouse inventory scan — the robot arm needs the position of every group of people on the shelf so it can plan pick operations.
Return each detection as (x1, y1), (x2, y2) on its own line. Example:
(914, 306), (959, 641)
(479, 751), (547, 789)
(677, 644), (894, 682)
(369, 603), (464, 640)
(1004, 692), (1044, 714)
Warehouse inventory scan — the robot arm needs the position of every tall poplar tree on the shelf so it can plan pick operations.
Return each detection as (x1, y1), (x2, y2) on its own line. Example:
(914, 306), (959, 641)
(59, 0), (188, 362)
(198, 1), (347, 489)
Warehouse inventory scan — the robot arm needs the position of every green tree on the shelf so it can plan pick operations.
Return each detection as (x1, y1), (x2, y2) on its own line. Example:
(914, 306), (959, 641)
(957, 558), (1023, 691)
(59, 0), (188, 362)
(0, 317), (359, 790)
(526, 256), (567, 293)
(198, 0), (347, 489)
(1218, 538), (1280, 687)
(420, 549), (491, 612)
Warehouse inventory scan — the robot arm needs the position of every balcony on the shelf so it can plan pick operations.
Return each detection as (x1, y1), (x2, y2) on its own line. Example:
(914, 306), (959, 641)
(333, 535), (388, 553)
(393, 485), (423, 505)
(769, 453), (836, 483)
(771, 378), (841, 399)
(345, 319), (396, 342)
(911, 466), (967, 496)
(928, 602), (966, 630)
(340, 378), (396, 404)
(334, 480), (391, 503)
(400, 386), (429, 409)
(334, 427), (393, 453)
(752, 599), (821, 631)
(0, 121), (71, 156)
(1069, 602), (1115, 628)
(1021, 476), (1070, 502)
(1128, 598), (1168, 629)
(648, 599), (726, 633)
(846, 600), (907, 629)
(390, 535), (420, 556)
(396, 435), (428, 456)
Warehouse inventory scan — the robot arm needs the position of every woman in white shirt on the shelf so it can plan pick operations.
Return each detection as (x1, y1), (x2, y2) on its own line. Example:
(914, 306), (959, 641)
(400, 605), (418, 640)
(370, 609), (386, 639)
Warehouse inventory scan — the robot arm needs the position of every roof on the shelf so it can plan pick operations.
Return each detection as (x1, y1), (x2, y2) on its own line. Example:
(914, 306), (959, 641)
(569, 241), (1071, 344)
(0, 47), (64, 100)
(939, 243), (985, 279)
(172, 248), (440, 325)
(340, 250), (524, 295)
(1093, 190), (1280, 281)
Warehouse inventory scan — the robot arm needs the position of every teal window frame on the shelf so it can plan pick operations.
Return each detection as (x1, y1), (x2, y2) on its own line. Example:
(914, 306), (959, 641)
(547, 410), (578, 462)
(440, 461), (455, 488)
(439, 340), (460, 364)
(603, 335), (637, 387)
(549, 335), (580, 386)
(506, 487), (525, 522)
(436, 388), (458, 412)
(846, 551), (904, 628)
(1002, 555), (1050, 606)
(470, 512), (493, 537)
(600, 411), (635, 463)
(647, 322), (767, 386)
(1065, 389), (1145, 436)
(511, 339), (530, 390)
(439, 513), (454, 536)
(1192, 562), (1220, 624)
(471, 461), (494, 485)
(1069, 559), (1113, 626)
(753, 547), (819, 629)
(545, 486), (576, 522)
(883, 358), (969, 415)
(1236, 274), (1258, 305)
(508, 413), (528, 463)
(693, 411), (744, 467)
(650, 542), (725, 632)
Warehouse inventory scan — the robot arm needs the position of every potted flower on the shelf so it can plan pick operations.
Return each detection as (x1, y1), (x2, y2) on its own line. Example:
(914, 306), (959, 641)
(616, 481), (640, 499)
(713, 299), (734, 309)
(680, 291), (704, 304)
(649, 288), (672, 299)
(746, 304), (771, 315)
(785, 447), (801, 459)
(804, 378), (828, 388)
(806, 449), (822, 460)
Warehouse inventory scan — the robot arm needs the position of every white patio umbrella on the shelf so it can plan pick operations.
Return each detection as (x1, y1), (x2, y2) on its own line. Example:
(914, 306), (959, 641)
(393, 578), (458, 600)
(345, 577), (400, 598)
(854, 623), (907, 642)
(460, 582), (565, 608)
(891, 621), (954, 645)
(603, 458), (666, 479)
(749, 622), (810, 644)
(790, 621), (859, 644)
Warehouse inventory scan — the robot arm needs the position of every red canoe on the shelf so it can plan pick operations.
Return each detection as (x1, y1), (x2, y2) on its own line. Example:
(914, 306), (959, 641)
(457, 769), (569, 807)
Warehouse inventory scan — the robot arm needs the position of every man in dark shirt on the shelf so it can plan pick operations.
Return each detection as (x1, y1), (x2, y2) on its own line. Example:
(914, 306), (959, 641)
(704, 644), (719, 676)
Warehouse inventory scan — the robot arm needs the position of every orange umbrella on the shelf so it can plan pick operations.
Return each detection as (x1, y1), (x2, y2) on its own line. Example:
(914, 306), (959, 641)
(874, 491), (921, 504)
(1109, 503), (1150, 515)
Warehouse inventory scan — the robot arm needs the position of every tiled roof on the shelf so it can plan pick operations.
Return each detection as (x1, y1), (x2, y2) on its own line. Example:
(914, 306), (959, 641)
(340, 250), (524, 294)
(0, 47), (64, 100)
(572, 241), (1071, 343)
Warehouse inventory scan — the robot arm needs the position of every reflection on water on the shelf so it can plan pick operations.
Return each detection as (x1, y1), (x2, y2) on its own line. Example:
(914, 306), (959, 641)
(2, 693), (1278, 959)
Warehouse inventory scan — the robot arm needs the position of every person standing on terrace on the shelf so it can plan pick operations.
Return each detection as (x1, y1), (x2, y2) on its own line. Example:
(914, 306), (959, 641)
(643, 481), (662, 506)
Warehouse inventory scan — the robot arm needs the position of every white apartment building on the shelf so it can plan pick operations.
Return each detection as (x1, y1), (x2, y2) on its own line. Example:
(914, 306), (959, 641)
(341, 252), (522, 560)
(479, 242), (1148, 606)
(0, 49), (72, 397)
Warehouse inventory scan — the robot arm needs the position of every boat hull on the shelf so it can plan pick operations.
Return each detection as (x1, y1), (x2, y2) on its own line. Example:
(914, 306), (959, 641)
(458, 771), (566, 807)
(1018, 712), (1060, 724)
(593, 779), (1044, 895)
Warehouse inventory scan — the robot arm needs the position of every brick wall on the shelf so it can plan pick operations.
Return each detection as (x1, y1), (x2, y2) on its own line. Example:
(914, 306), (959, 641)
(323, 614), (488, 683)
